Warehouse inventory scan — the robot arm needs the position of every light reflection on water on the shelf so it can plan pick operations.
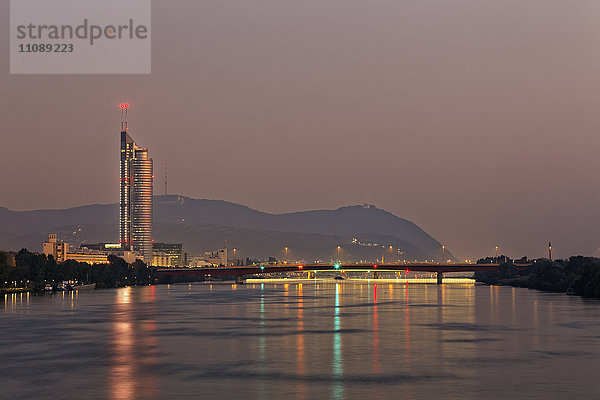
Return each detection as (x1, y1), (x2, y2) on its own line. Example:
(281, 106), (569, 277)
(257, 283), (266, 398)
(2, 282), (600, 399)
(296, 283), (306, 399)
(332, 283), (343, 399)
(109, 286), (158, 400)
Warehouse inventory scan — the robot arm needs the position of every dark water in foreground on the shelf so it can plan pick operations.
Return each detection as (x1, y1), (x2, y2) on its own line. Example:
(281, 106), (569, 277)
(2, 280), (600, 399)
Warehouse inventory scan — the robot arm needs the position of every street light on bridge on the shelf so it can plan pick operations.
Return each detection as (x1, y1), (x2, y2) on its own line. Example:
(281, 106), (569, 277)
(442, 245), (445, 263)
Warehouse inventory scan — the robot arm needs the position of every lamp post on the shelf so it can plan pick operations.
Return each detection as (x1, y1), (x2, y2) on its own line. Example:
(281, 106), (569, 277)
(442, 245), (445, 263)
(337, 246), (341, 263)
(285, 247), (288, 264)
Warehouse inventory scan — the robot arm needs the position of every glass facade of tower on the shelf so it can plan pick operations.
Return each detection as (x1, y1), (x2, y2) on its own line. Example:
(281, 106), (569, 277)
(119, 132), (134, 250)
(120, 131), (153, 263)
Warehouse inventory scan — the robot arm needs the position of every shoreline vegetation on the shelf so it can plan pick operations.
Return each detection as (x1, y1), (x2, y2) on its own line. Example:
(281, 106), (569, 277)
(474, 256), (600, 297)
(0, 249), (156, 292)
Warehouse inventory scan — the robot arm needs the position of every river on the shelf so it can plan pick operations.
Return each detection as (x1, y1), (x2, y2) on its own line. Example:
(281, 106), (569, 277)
(2, 280), (600, 399)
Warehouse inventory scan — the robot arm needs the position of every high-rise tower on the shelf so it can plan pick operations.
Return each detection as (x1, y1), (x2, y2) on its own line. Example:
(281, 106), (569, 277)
(119, 104), (153, 263)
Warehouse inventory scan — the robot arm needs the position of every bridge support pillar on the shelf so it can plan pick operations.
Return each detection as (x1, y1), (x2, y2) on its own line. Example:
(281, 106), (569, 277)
(235, 275), (245, 285)
(437, 272), (444, 285)
(373, 271), (380, 279)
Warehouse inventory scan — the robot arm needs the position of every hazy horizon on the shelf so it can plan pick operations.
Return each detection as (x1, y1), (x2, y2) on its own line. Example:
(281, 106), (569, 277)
(3, 0), (600, 260)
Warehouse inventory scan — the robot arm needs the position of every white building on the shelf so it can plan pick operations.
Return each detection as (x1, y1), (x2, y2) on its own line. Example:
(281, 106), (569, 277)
(43, 234), (68, 263)
(188, 248), (228, 267)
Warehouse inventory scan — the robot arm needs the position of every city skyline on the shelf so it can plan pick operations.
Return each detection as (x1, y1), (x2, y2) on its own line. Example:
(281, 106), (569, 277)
(4, 2), (600, 399)
(2, 0), (600, 259)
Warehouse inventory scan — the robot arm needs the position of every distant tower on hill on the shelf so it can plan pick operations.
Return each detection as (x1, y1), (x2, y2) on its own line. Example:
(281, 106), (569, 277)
(164, 162), (168, 196)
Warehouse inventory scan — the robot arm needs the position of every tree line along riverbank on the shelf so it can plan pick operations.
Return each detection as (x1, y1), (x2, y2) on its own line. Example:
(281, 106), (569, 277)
(474, 256), (600, 297)
(0, 249), (155, 291)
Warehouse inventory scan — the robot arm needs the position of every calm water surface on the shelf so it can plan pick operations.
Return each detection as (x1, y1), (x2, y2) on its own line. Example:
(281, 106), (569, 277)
(2, 281), (600, 399)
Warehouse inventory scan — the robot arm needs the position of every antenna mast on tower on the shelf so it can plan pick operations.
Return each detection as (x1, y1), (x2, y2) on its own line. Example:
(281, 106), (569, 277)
(164, 162), (168, 196)
(120, 103), (129, 132)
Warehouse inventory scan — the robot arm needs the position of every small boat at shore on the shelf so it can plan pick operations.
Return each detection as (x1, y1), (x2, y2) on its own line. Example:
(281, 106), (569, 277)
(44, 284), (53, 292)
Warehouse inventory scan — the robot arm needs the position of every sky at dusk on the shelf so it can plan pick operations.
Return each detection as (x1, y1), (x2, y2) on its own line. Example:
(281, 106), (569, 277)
(2, 0), (600, 259)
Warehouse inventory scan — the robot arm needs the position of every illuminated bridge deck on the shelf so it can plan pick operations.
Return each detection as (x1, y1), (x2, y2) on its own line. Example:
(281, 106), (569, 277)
(156, 263), (531, 278)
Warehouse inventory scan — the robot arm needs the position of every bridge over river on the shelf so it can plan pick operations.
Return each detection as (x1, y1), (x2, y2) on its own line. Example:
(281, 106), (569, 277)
(156, 262), (532, 284)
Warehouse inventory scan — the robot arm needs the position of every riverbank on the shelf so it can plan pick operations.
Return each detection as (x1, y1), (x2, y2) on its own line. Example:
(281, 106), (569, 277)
(474, 256), (600, 297)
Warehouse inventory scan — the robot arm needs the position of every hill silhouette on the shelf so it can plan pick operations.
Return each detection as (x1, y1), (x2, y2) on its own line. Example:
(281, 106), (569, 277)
(0, 195), (453, 262)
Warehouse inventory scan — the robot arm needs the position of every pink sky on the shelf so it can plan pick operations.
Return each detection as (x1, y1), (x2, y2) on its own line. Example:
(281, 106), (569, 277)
(2, 0), (600, 259)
